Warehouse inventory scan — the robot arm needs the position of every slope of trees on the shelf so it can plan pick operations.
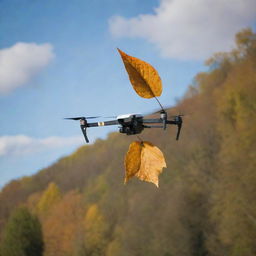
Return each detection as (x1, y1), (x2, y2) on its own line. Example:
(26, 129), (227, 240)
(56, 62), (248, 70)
(0, 28), (255, 256)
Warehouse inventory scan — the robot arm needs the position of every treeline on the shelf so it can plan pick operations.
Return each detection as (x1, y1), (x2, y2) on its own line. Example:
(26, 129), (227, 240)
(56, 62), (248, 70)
(0, 28), (255, 256)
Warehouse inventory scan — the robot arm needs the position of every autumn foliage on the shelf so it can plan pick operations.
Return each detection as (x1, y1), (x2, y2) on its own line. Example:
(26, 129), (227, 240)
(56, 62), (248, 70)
(0, 28), (255, 256)
(125, 141), (166, 187)
(118, 48), (162, 98)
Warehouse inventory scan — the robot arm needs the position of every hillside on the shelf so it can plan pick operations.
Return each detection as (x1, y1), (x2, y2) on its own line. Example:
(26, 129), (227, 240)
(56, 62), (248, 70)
(0, 29), (255, 256)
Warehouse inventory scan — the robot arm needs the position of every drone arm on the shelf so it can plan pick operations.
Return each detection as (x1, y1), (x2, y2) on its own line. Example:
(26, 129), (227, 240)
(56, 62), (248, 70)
(142, 118), (163, 124)
(166, 120), (176, 125)
(87, 120), (119, 127)
(143, 125), (164, 128)
(80, 120), (119, 144)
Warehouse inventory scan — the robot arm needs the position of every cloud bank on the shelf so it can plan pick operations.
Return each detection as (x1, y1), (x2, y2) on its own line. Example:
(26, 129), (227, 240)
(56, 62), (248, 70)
(0, 42), (54, 94)
(109, 0), (256, 60)
(0, 135), (83, 156)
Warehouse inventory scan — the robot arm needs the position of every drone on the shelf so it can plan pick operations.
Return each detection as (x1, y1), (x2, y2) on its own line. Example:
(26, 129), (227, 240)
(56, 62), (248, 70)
(65, 49), (183, 143)
(65, 111), (182, 143)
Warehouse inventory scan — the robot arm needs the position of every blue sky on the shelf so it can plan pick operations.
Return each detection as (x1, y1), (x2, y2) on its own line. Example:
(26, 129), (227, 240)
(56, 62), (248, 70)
(0, 0), (255, 188)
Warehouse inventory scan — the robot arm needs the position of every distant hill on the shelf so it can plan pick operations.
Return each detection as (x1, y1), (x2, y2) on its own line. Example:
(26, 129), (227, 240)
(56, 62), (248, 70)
(0, 29), (255, 256)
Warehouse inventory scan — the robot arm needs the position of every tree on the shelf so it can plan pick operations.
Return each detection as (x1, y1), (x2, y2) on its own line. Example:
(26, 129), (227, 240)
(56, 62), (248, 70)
(208, 29), (256, 255)
(37, 182), (61, 216)
(0, 206), (44, 256)
(83, 204), (109, 256)
(42, 190), (84, 256)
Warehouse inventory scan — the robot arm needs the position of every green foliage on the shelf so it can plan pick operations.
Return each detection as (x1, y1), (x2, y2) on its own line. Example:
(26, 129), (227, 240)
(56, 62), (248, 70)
(0, 206), (44, 256)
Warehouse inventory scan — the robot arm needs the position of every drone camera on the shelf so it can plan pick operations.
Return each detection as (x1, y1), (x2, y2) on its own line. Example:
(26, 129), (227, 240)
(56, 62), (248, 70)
(119, 126), (130, 134)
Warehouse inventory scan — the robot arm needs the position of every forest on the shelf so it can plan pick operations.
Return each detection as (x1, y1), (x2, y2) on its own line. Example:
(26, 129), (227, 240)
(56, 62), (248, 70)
(0, 28), (255, 256)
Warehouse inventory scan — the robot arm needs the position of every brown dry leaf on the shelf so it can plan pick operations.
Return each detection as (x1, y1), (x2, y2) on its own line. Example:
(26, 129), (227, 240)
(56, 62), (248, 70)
(124, 141), (142, 184)
(137, 142), (167, 187)
(118, 49), (162, 99)
(124, 141), (167, 187)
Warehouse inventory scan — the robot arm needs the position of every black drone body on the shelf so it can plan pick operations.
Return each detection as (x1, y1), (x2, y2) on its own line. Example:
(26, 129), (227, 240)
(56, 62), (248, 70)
(65, 111), (183, 143)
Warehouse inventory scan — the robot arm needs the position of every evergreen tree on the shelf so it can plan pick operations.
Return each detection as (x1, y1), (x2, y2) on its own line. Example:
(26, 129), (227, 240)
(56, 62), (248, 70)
(0, 206), (44, 256)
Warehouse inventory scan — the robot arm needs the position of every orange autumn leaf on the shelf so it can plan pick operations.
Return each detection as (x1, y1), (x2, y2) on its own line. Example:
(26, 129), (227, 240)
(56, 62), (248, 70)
(118, 49), (162, 99)
(124, 141), (167, 187)
(136, 142), (167, 187)
(124, 141), (142, 184)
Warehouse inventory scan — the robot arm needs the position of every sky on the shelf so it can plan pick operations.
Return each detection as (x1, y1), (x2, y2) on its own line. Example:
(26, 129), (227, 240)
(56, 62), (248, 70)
(0, 0), (255, 188)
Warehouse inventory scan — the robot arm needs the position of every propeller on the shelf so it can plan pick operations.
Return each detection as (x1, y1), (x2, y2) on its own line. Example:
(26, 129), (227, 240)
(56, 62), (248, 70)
(64, 116), (100, 120)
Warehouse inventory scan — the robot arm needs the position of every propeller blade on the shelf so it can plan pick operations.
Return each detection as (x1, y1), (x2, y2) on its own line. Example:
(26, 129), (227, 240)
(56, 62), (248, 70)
(142, 107), (168, 117)
(86, 116), (101, 119)
(64, 117), (85, 120)
(64, 116), (100, 120)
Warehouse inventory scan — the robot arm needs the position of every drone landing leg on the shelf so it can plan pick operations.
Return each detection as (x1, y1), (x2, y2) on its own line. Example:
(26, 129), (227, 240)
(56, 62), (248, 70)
(80, 125), (89, 143)
(176, 124), (182, 140)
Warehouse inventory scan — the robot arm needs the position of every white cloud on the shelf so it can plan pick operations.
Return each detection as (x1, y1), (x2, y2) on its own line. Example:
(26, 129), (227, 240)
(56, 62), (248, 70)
(109, 0), (256, 60)
(0, 42), (54, 94)
(0, 135), (83, 156)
